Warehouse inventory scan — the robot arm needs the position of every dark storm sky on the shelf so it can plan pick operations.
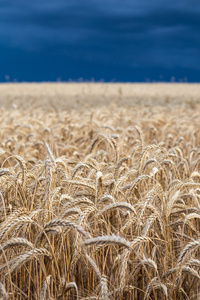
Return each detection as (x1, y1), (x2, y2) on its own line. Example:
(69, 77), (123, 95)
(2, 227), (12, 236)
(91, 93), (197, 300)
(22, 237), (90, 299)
(0, 0), (200, 82)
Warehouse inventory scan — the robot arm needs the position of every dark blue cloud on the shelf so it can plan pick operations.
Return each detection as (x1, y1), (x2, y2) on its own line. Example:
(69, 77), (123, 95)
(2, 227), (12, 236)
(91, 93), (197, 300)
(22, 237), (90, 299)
(0, 0), (200, 81)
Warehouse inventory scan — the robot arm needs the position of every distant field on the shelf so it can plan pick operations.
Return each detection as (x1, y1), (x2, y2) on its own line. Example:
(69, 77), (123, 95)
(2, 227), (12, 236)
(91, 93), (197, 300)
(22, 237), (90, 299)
(0, 83), (200, 299)
(0, 82), (200, 110)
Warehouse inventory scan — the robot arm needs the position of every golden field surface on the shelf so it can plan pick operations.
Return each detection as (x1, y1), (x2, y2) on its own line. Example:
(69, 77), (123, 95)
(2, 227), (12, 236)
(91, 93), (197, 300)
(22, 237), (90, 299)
(0, 83), (200, 299)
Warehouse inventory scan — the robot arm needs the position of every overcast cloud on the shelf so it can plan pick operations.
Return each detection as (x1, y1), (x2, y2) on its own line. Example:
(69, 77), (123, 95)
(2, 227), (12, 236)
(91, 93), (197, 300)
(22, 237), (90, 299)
(0, 0), (200, 81)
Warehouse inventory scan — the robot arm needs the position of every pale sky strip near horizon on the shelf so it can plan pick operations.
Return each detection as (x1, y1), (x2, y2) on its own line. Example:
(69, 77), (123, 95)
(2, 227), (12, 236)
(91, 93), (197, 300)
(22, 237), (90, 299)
(0, 0), (200, 82)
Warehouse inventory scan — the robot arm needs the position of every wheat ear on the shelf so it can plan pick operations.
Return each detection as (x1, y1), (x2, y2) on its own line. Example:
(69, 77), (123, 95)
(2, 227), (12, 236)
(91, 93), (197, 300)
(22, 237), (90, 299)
(15, 155), (27, 189)
(0, 282), (8, 300)
(101, 275), (108, 300)
(144, 277), (168, 300)
(57, 281), (78, 300)
(1, 248), (51, 275)
(97, 202), (136, 215)
(83, 235), (132, 249)
(119, 248), (131, 292)
(39, 275), (51, 300)
(0, 237), (34, 254)
(0, 216), (34, 240)
(44, 142), (55, 163)
(45, 219), (91, 238)
(84, 252), (101, 280)
(178, 239), (200, 266)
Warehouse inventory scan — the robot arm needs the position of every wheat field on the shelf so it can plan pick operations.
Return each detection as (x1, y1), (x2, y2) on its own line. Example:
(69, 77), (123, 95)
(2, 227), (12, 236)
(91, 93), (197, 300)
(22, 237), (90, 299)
(1, 83), (200, 299)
